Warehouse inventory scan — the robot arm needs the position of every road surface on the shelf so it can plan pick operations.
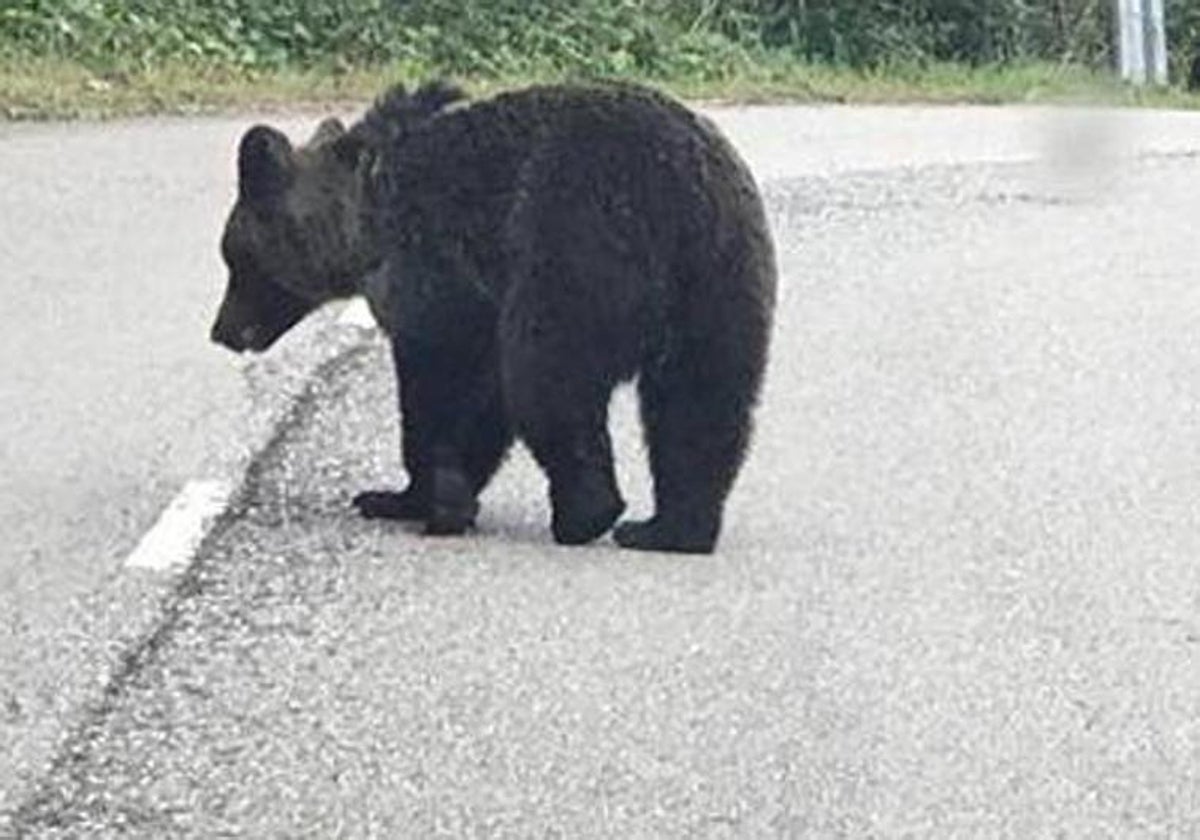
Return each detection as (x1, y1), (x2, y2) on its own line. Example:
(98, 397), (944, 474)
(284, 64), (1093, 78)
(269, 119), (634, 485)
(1, 103), (1199, 835)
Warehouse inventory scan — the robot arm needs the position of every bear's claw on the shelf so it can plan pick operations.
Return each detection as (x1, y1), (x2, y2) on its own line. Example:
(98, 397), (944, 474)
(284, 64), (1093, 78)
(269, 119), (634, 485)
(353, 488), (429, 521)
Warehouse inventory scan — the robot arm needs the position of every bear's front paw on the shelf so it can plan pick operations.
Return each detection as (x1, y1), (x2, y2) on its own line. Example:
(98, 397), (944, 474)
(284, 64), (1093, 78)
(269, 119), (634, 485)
(352, 488), (429, 521)
(612, 516), (717, 554)
(424, 501), (479, 535)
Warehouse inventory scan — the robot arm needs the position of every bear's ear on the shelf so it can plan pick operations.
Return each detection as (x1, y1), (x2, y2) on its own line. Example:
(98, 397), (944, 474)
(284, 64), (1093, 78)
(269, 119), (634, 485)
(238, 125), (295, 203)
(309, 117), (346, 147)
(412, 79), (466, 115)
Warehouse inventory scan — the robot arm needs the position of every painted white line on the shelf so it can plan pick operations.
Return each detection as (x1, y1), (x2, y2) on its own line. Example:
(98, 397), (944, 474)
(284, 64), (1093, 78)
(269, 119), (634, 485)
(125, 479), (234, 572)
(338, 298), (376, 330)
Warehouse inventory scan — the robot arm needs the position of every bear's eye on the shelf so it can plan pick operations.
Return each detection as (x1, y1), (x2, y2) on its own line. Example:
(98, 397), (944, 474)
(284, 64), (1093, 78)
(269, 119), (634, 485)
(224, 249), (271, 290)
(221, 224), (266, 277)
(220, 238), (248, 272)
(221, 205), (277, 276)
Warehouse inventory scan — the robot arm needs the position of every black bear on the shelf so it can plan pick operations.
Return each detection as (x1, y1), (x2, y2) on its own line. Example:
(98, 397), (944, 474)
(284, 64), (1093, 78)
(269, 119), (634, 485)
(211, 81), (776, 553)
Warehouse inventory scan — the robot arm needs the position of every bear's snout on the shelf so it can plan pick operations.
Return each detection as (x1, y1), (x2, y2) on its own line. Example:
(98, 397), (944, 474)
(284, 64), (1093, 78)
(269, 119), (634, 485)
(210, 318), (255, 353)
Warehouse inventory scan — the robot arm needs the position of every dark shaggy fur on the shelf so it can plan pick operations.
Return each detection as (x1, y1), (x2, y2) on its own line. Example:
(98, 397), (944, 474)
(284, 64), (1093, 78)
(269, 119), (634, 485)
(211, 80), (776, 553)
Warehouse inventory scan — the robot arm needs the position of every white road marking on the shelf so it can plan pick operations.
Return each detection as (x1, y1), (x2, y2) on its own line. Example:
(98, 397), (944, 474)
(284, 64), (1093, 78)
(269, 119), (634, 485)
(124, 479), (234, 571)
(338, 298), (376, 330)
(126, 299), (373, 574)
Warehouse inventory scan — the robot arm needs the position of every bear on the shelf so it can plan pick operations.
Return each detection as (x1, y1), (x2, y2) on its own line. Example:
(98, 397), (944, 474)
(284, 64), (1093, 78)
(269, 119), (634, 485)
(210, 80), (776, 554)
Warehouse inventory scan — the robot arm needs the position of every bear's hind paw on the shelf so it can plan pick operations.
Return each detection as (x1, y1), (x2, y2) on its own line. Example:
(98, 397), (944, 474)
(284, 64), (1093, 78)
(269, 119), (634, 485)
(551, 491), (625, 546)
(613, 517), (717, 554)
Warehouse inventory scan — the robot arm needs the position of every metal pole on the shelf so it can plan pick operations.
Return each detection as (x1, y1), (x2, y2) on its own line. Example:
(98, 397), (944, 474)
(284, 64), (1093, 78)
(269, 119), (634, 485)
(1128, 0), (1147, 84)
(1116, 0), (1130, 81)
(1116, 0), (1145, 83)
(1145, 0), (1169, 85)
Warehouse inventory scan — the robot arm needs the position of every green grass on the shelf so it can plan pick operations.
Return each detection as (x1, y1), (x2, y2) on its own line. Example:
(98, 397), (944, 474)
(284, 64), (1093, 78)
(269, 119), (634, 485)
(3, 56), (1197, 121)
(4, 1), (1200, 119)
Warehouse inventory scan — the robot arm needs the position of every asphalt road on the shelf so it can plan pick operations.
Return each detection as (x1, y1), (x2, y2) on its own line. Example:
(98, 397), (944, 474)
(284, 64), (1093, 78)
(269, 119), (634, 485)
(2, 104), (1200, 835)
(0, 112), (361, 821)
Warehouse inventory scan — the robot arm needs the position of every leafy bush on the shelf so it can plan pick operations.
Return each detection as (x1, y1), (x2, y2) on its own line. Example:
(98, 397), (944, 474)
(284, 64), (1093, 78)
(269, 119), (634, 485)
(0, 0), (1192, 78)
(663, 0), (1116, 67)
(0, 0), (402, 67)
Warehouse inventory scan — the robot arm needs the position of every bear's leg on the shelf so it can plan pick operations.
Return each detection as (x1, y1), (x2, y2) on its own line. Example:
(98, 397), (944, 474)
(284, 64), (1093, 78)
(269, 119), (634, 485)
(531, 415), (625, 547)
(461, 391), (514, 497)
(353, 337), (435, 521)
(614, 363), (753, 554)
(423, 388), (514, 536)
(504, 354), (625, 546)
(354, 338), (505, 534)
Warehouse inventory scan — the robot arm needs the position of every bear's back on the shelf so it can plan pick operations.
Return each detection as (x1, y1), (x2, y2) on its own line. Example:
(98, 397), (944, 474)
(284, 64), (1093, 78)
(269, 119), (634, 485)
(377, 82), (739, 264)
(372, 82), (771, 348)
(380, 82), (716, 215)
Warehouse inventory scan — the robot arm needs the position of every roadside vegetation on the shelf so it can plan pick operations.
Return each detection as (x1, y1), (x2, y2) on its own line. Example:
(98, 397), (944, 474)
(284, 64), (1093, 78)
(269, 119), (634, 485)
(2, 0), (1199, 118)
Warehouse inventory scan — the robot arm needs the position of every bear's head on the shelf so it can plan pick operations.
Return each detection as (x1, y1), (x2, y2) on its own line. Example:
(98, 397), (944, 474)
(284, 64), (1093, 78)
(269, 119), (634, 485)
(210, 117), (376, 353)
